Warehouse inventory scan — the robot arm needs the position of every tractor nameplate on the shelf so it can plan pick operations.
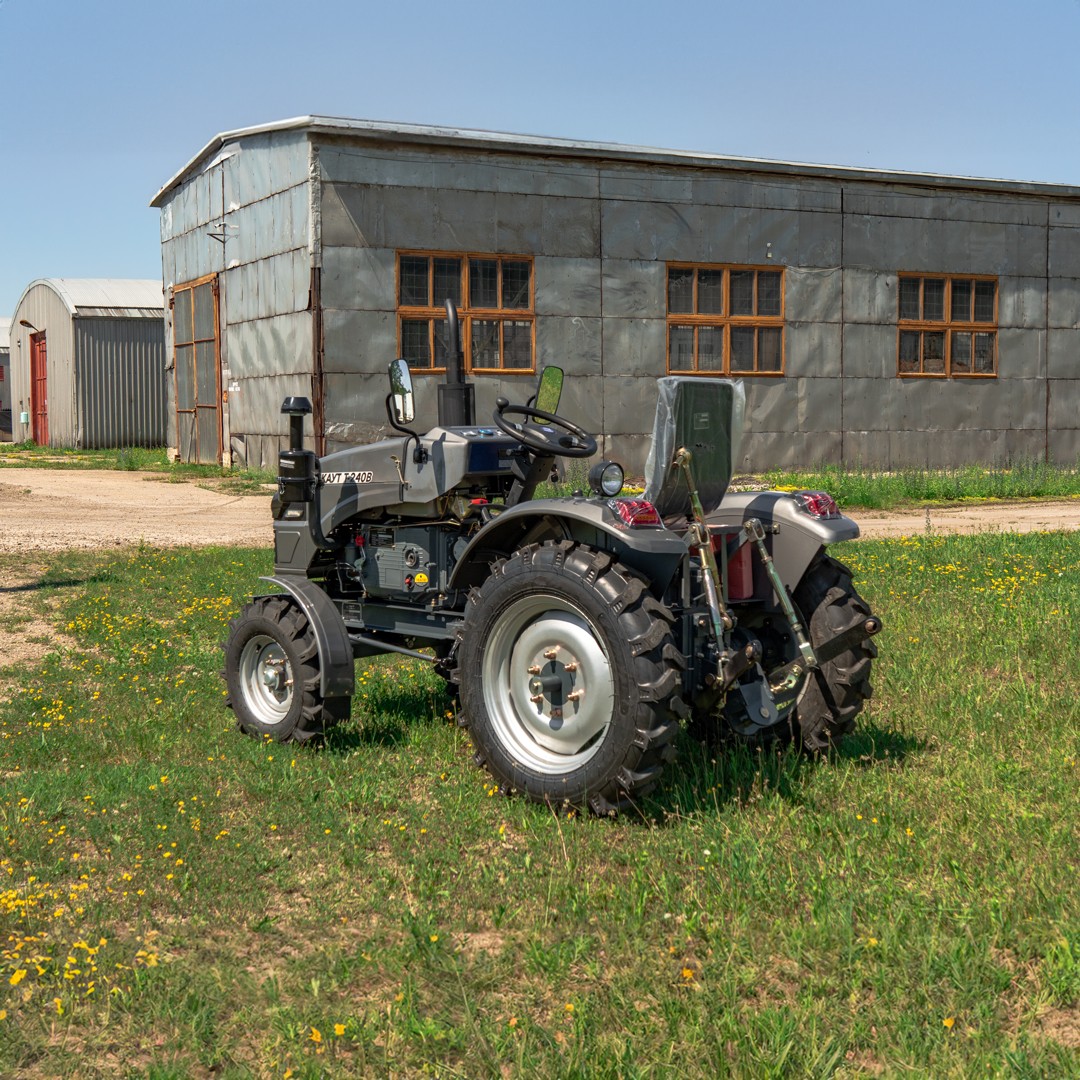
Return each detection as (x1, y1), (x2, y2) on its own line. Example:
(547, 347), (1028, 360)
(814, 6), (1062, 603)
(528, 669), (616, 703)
(322, 471), (374, 485)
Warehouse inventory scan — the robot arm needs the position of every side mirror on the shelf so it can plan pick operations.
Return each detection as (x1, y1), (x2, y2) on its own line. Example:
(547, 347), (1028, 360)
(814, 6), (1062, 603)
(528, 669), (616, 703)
(533, 365), (563, 416)
(389, 358), (415, 424)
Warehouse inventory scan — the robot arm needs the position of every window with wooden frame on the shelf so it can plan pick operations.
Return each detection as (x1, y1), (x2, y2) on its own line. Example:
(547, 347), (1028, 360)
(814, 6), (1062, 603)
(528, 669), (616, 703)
(397, 252), (534, 373)
(666, 264), (785, 376)
(898, 274), (998, 377)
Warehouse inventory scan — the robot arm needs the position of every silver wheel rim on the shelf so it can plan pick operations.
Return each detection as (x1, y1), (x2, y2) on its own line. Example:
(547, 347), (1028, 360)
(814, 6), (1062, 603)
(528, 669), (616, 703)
(482, 595), (615, 776)
(238, 633), (294, 726)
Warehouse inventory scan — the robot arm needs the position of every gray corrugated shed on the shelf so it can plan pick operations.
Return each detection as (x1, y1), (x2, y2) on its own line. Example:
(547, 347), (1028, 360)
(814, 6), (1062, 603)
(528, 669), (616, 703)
(150, 114), (1080, 208)
(0, 317), (10, 351)
(13, 278), (163, 319)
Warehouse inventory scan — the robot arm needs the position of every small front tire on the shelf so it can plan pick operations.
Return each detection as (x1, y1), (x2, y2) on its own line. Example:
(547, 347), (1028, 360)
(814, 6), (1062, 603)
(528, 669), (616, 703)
(223, 595), (350, 742)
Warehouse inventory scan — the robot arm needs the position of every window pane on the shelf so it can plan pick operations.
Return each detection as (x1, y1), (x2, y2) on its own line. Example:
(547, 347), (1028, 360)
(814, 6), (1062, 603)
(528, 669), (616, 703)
(974, 280), (996, 322)
(924, 279), (946, 321)
(502, 262), (530, 309)
(470, 259), (499, 308)
(433, 258), (461, 308)
(899, 279), (921, 321)
(502, 320), (532, 368)
(433, 320), (450, 368)
(730, 271), (754, 316)
(974, 332), (995, 373)
(698, 270), (724, 315)
(952, 332), (972, 374)
(669, 326), (694, 371)
(924, 331), (945, 373)
(193, 283), (215, 341)
(894, 330), (920, 373)
(730, 327), (756, 371)
(697, 326), (724, 370)
(401, 319), (431, 368)
(173, 289), (193, 345)
(175, 344), (195, 408)
(758, 327), (783, 371)
(471, 319), (500, 368)
(195, 341), (217, 405)
(951, 280), (972, 322)
(400, 256), (429, 306)
(758, 271), (782, 317)
(899, 331), (921, 373)
(668, 268), (694, 314)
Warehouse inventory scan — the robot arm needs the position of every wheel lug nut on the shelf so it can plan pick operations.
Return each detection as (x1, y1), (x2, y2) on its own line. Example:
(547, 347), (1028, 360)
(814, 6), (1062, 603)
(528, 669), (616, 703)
(567, 689), (584, 702)
(527, 665), (541, 675)
(564, 662), (578, 673)
(543, 647), (558, 659)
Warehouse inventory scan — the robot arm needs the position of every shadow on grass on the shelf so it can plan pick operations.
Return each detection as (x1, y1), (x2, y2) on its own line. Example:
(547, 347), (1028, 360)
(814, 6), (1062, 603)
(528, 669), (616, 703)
(640, 721), (926, 823)
(0, 571), (116, 595)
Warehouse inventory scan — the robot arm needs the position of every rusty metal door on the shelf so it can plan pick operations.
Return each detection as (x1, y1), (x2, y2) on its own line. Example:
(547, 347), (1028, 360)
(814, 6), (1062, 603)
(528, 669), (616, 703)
(173, 276), (222, 464)
(30, 332), (49, 445)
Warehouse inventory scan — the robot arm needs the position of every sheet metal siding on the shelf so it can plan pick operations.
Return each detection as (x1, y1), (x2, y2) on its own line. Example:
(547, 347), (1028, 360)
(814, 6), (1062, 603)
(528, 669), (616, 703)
(156, 127), (1080, 469)
(74, 319), (167, 447)
(158, 130), (314, 466)
(9, 282), (77, 445)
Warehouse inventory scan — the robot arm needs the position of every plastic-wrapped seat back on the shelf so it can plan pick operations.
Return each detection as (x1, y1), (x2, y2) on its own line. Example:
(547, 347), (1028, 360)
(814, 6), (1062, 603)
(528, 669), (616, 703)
(642, 377), (746, 520)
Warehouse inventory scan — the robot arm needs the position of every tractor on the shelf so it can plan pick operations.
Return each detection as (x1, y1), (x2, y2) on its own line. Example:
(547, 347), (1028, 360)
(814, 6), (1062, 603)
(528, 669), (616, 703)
(223, 302), (880, 814)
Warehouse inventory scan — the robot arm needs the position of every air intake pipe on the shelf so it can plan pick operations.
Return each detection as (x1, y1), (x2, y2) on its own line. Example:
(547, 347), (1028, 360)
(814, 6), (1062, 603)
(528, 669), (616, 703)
(437, 299), (474, 428)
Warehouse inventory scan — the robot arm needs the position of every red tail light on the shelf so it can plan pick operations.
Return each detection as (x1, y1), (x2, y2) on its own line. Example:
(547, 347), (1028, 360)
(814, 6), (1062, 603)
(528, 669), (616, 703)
(793, 490), (841, 519)
(609, 498), (662, 527)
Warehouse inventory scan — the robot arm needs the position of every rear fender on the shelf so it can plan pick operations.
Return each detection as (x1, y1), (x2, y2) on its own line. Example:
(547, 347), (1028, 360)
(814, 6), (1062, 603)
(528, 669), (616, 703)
(257, 576), (355, 698)
(448, 498), (688, 592)
(706, 491), (860, 590)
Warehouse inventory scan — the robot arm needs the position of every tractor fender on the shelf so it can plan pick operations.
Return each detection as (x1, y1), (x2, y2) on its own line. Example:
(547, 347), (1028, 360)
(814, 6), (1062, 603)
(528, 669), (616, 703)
(258, 576), (355, 698)
(705, 491), (860, 590)
(448, 497), (688, 592)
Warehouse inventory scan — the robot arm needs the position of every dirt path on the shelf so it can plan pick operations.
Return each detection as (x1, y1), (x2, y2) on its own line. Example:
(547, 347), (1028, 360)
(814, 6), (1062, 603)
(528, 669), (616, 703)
(0, 468), (273, 553)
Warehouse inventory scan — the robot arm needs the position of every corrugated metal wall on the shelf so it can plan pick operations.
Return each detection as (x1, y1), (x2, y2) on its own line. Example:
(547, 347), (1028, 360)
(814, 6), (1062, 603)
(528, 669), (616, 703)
(74, 318), (166, 447)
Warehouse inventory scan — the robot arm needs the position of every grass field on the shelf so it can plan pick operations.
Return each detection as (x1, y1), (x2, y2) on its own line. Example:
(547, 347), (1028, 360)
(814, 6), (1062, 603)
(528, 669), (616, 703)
(1, 531), (1078, 1077)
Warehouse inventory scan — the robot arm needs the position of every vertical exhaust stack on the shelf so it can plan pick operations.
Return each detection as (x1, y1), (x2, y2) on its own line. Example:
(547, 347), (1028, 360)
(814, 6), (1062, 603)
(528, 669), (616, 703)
(437, 299), (475, 428)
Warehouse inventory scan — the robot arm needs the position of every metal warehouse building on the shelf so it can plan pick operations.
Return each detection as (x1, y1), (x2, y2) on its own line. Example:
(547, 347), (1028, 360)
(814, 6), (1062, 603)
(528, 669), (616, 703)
(150, 116), (1080, 471)
(9, 279), (167, 449)
(0, 318), (10, 440)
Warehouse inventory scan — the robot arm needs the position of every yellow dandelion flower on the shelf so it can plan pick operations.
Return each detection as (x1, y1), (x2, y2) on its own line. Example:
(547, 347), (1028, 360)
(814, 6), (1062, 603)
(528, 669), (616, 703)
(943, 1016), (955, 1029)
(334, 1023), (345, 1037)
(309, 1026), (322, 1044)
(9, 969), (26, 986)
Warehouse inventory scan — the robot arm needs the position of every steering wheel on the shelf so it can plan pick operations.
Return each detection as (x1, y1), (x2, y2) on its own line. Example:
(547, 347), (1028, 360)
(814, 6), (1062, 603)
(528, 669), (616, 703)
(492, 400), (597, 459)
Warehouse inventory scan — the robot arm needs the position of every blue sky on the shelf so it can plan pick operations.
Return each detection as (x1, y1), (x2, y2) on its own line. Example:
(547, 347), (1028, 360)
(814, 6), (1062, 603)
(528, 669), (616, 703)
(2, 0), (1078, 318)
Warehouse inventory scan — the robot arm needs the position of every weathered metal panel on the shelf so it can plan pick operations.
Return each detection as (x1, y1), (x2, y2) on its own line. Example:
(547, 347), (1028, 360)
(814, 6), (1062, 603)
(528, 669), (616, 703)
(841, 323), (896, 380)
(321, 246), (396, 312)
(1049, 427), (1080, 464)
(1048, 329), (1080, 379)
(535, 315), (602, 377)
(534, 257), (603, 318)
(998, 277), (1048, 329)
(601, 317), (666, 377)
(844, 188), (1046, 227)
(1050, 226), (1080, 278)
(600, 375), (664, 438)
(74, 318), (166, 447)
(786, 321), (844, 379)
(787, 266), (844, 323)
(322, 309), (396, 376)
(998, 328), (1046, 380)
(599, 169), (695, 205)
(225, 313), (311, 380)
(691, 175), (840, 213)
(600, 259), (666, 320)
(1048, 279), (1080, 329)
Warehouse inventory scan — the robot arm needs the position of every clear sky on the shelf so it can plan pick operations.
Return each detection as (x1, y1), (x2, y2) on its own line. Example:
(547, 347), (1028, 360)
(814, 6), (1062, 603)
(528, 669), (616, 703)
(2, 0), (1078, 318)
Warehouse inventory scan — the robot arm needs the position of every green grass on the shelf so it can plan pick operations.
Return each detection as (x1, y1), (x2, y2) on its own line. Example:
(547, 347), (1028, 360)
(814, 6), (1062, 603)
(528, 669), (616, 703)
(1, 533), (1078, 1076)
(756, 460), (1080, 510)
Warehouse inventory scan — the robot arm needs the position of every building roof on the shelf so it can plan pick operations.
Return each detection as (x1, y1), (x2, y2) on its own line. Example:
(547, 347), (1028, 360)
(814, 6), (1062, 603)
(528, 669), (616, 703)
(13, 279), (164, 319)
(0, 317), (10, 352)
(152, 114), (1080, 207)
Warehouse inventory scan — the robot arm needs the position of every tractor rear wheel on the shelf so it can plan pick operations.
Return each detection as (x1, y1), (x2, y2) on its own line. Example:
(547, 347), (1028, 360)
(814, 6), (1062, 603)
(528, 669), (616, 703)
(223, 595), (350, 742)
(455, 541), (686, 815)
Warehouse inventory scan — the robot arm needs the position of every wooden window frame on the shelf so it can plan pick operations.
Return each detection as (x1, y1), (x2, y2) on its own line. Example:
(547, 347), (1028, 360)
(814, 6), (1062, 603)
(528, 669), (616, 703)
(666, 263), (786, 377)
(396, 251), (536, 375)
(897, 273), (998, 378)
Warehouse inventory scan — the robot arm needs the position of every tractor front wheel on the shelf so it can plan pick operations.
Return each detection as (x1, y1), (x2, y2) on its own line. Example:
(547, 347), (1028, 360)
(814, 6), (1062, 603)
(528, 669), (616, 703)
(455, 541), (686, 815)
(223, 595), (350, 742)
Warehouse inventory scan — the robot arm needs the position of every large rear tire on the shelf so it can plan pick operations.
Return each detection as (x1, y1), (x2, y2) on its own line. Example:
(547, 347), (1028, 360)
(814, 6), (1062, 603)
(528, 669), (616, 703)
(705, 552), (876, 753)
(455, 541), (686, 814)
(223, 595), (350, 743)
(789, 552), (876, 753)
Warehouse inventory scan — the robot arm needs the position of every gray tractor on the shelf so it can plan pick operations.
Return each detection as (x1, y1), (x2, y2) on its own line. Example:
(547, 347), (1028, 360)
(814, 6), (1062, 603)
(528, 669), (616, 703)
(223, 303), (880, 814)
